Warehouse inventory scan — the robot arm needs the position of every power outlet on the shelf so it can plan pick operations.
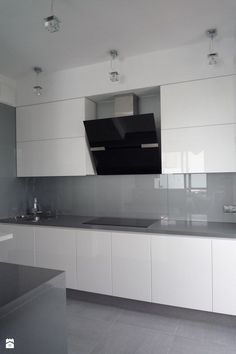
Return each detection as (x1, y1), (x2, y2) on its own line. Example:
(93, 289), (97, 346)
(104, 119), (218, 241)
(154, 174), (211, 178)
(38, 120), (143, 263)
(223, 205), (236, 213)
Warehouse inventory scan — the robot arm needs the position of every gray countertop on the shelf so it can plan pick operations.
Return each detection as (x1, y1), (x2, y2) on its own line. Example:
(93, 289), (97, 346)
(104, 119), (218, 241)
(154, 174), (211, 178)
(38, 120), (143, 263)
(1, 215), (236, 239)
(0, 262), (63, 317)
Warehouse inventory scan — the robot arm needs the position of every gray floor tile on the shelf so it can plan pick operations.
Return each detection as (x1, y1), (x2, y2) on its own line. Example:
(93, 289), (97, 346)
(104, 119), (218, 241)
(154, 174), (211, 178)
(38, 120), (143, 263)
(176, 319), (236, 348)
(136, 330), (174, 354)
(75, 300), (121, 322)
(67, 312), (111, 341)
(66, 298), (85, 315)
(67, 332), (99, 354)
(116, 308), (180, 334)
(66, 296), (236, 354)
(169, 336), (227, 354)
(91, 322), (148, 354)
(226, 349), (236, 354)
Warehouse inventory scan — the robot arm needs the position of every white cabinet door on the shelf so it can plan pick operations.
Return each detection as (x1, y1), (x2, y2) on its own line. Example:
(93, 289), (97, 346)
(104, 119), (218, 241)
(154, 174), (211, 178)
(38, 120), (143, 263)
(16, 97), (95, 177)
(16, 98), (95, 141)
(0, 224), (35, 266)
(112, 232), (151, 301)
(162, 124), (236, 173)
(151, 235), (212, 311)
(77, 230), (112, 295)
(212, 239), (236, 315)
(35, 227), (77, 289)
(17, 137), (87, 176)
(161, 75), (236, 129)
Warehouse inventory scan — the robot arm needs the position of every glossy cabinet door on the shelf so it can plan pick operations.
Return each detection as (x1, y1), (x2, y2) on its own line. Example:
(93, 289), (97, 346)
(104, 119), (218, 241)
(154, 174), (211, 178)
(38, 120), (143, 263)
(161, 75), (236, 129)
(151, 235), (212, 311)
(212, 239), (236, 315)
(162, 124), (236, 173)
(16, 98), (95, 141)
(112, 232), (151, 301)
(17, 137), (87, 176)
(16, 97), (95, 177)
(0, 224), (35, 266)
(76, 230), (112, 295)
(35, 227), (77, 289)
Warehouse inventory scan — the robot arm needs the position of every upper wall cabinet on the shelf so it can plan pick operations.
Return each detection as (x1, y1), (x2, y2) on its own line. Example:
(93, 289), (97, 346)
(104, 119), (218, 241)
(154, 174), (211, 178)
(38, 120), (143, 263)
(16, 97), (96, 177)
(16, 98), (95, 141)
(161, 75), (236, 173)
(162, 124), (236, 173)
(161, 75), (236, 129)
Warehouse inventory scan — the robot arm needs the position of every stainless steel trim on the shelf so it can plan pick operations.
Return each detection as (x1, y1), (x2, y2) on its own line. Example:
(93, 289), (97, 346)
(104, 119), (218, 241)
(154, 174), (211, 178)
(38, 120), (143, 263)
(90, 146), (105, 152)
(141, 143), (159, 148)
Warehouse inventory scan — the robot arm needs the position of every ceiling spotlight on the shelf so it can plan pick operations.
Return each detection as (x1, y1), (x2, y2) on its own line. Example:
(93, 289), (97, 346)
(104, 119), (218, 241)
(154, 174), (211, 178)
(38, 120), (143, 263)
(206, 28), (218, 65)
(109, 50), (120, 82)
(44, 0), (61, 33)
(33, 67), (43, 96)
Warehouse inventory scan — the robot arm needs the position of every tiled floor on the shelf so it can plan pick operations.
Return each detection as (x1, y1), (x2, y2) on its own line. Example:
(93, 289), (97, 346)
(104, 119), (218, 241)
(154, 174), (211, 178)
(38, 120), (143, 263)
(66, 293), (236, 354)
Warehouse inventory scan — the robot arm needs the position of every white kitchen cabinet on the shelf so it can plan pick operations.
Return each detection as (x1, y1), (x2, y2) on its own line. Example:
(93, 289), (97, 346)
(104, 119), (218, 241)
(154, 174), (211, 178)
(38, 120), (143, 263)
(76, 229), (112, 295)
(0, 224), (35, 266)
(35, 227), (77, 289)
(17, 137), (87, 177)
(162, 124), (236, 173)
(16, 97), (95, 177)
(161, 75), (236, 129)
(212, 239), (236, 315)
(151, 235), (212, 311)
(16, 98), (95, 142)
(112, 232), (151, 301)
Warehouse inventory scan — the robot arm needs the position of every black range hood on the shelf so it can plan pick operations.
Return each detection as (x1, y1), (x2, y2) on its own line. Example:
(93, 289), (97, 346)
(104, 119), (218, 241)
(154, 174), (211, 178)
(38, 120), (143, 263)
(84, 113), (161, 175)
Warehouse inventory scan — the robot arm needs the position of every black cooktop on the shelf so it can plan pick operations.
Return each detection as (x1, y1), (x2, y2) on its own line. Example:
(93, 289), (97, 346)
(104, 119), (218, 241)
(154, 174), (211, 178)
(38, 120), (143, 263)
(83, 217), (156, 228)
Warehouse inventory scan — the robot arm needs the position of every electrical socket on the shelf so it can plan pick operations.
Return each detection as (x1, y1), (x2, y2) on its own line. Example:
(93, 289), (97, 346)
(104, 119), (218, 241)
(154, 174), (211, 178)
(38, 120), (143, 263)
(223, 205), (236, 214)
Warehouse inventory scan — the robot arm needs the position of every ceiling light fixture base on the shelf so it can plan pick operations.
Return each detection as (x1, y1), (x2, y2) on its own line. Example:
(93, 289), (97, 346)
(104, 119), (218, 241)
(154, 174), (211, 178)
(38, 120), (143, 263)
(33, 67), (42, 75)
(206, 28), (218, 39)
(109, 50), (120, 82)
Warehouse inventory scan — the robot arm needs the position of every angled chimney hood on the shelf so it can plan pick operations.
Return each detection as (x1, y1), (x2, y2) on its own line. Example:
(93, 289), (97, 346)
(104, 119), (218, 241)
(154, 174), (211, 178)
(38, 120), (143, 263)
(84, 94), (161, 175)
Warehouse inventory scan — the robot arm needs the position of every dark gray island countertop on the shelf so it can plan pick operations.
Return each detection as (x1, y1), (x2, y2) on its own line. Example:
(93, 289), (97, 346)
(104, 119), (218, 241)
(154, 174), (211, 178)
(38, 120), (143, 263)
(1, 215), (236, 239)
(0, 262), (64, 318)
(0, 262), (67, 354)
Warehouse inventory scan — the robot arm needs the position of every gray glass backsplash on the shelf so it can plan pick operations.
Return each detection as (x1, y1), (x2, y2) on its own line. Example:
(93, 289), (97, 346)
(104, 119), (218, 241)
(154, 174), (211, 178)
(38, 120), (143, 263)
(30, 173), (236, 223)
(0, 103), (28, 218)
(1, 101), (236, 223)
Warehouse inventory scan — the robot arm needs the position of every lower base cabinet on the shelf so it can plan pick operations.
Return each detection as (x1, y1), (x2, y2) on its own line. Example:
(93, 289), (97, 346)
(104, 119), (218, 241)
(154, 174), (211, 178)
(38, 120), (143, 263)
(151, 235), (212, 311)
(0, 224), (34, 266)
(212, 239), (236, 315)
(112, 232), (151, 302)
(2, 223), (236, 316)
(35, 227), (77, 289)
(76, 230), (112, 295)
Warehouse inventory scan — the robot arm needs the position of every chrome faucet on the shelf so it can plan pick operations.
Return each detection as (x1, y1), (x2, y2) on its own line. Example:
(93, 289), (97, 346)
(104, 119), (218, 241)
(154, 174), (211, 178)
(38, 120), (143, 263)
(32, 197), (40, 221)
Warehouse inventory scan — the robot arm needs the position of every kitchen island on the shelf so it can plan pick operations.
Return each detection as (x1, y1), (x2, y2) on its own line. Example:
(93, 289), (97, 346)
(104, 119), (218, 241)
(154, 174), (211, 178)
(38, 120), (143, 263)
(0, 262), (67, 354)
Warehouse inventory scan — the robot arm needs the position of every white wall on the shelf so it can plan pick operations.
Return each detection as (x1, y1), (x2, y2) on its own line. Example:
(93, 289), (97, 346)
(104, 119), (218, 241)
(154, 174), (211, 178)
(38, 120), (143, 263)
(0, 74), (16, 107)
(16, 36), (236, 107)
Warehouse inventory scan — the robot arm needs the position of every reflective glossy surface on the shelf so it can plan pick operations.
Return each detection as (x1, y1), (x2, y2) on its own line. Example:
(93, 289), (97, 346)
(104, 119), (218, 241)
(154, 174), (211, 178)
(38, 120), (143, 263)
(84, 114), (161, 174)
(0, 263), (67, 354)
(84, 217), (157, 228)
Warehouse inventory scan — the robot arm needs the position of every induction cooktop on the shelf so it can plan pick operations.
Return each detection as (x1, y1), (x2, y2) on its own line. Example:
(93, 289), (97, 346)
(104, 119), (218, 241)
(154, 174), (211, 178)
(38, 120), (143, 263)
(83, 217), (156, 228)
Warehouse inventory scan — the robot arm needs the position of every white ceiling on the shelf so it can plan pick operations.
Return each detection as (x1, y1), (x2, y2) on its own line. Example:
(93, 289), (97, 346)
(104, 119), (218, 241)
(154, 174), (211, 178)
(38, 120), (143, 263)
(0, 0), (236, 79)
